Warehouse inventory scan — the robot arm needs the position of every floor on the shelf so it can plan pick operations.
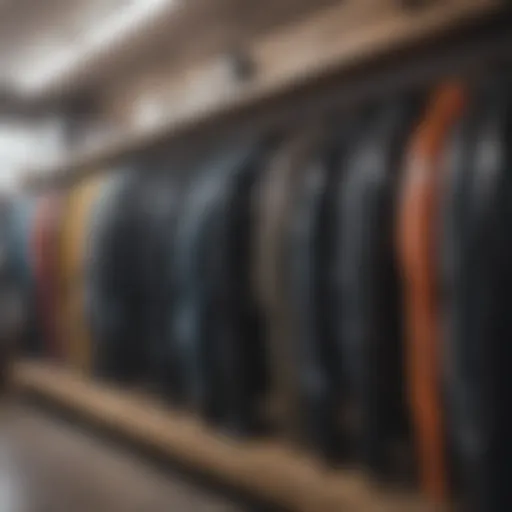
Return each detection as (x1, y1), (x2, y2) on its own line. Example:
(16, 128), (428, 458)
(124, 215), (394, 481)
(0, 402), (245, 512)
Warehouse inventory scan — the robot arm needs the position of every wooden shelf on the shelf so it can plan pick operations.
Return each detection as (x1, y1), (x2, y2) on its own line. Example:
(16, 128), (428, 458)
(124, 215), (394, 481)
(21, 0), (503, 190)
(11, 360), (431, 512)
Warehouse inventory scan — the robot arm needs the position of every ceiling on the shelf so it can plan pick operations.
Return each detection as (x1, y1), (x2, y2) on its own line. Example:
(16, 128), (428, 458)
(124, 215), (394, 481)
(0, 0), (339, 101)
(0, 0), (342, 192)
(0, 0), (169, 96)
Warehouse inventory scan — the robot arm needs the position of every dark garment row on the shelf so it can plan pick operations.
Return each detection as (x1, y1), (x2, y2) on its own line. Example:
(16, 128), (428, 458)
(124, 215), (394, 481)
(8, 78), (512, 512)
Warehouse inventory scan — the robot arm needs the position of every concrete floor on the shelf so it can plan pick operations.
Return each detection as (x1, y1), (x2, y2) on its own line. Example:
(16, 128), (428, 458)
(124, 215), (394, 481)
(0, 402), (245, 512)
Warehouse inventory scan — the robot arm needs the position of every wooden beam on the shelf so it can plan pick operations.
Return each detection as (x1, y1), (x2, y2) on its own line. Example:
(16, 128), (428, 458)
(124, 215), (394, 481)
(11, 360), (431, 512)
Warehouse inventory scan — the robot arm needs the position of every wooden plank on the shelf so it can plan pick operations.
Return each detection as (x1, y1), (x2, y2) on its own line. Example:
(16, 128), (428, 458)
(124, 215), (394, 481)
(20, 0), (502, 190)
(11, 360), (433, 512)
